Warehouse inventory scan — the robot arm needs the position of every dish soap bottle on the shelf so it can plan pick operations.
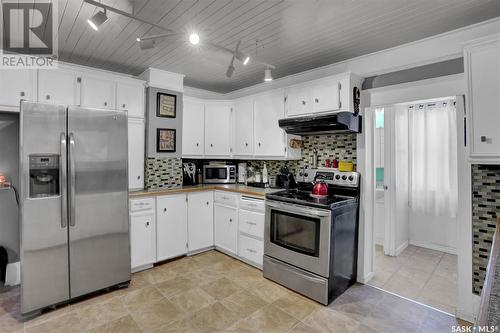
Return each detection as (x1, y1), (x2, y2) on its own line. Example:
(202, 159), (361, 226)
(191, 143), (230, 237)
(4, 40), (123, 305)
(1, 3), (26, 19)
(262, 163), (268, 184)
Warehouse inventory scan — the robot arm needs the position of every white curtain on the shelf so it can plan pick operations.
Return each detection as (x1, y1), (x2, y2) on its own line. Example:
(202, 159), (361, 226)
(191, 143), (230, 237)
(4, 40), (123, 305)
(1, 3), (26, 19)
(409, 100), (458, 218)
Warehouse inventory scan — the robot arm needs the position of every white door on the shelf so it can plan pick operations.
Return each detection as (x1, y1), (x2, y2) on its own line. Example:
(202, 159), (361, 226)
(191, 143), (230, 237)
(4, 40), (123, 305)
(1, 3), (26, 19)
(234, 99), (254, 155)
(128, 118), (145, 190)
(214, 204), (238, 254)
(187, 192), (214, 252)
(81, 75), (116, 109)
(117, 81), (144, 118)
(312, 81), (341, 113)
(205, 103), (232, 156)
(0, 69), (34, 107)
(130, 213), (155, 269)
(182, 99), (205, 156)
(285, 85), (312, 116)
(156, 195), (188, 261)
(38, 69), (79, 105)
(254, 92), (285, 156)
(383, 106), (409, 256)
(468, 40), (500, 156)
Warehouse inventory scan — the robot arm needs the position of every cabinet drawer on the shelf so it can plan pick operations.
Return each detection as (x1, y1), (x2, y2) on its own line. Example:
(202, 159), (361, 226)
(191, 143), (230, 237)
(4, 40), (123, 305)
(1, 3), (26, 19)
(238, 234), (263, 267)
(239, 196), (265, 212)
(238, 209), (264, 239)
(130, 197), (155, 213)
(214, 191), (238, 207)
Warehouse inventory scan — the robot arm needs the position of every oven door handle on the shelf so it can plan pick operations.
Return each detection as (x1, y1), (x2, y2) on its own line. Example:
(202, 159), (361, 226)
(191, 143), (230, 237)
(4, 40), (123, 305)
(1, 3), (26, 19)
(266, 200), (331, 217)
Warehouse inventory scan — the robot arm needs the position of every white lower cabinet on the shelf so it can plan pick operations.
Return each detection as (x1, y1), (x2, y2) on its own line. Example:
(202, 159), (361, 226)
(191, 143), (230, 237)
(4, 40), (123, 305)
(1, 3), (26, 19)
(238, 234), (264, 267)
(129, 198), (156, 272)
(156, 195), (188, 261)
(187, 192), (214, 252)
(238, 196), (265, 267)
(214, 204), (238, 254)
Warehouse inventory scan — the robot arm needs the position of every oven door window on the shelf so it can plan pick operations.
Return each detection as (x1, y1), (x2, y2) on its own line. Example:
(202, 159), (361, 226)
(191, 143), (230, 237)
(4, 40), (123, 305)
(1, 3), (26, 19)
(205, 168), (227, 180)
(270, 210), (320, 257)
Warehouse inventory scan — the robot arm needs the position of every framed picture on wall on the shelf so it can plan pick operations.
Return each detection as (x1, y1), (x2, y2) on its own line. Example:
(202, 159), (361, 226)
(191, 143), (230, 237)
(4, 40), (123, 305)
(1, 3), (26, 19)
(156, 128), (176, 152)
(156, 92), (176, 118)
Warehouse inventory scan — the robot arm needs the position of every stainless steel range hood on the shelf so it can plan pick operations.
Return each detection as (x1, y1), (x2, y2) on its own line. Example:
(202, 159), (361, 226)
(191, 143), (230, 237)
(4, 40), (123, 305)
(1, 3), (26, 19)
(279, 112), (362, 135)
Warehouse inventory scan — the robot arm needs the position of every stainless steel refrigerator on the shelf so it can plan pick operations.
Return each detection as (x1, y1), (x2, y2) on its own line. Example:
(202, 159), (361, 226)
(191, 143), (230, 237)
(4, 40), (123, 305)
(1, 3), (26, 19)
(19, 101), (131, 314)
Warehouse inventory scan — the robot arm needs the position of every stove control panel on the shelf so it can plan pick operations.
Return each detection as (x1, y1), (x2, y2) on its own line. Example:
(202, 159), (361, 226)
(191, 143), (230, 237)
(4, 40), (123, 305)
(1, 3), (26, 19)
(296, 168), (360, 188)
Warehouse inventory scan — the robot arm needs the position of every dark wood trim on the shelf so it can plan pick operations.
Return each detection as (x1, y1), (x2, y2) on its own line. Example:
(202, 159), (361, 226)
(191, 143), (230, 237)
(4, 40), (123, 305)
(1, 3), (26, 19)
(477, 216), (500, 326)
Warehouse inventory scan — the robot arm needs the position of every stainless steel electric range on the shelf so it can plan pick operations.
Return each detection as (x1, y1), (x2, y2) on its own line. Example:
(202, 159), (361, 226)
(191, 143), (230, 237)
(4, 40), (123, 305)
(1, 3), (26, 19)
(263, 168), (360, 305)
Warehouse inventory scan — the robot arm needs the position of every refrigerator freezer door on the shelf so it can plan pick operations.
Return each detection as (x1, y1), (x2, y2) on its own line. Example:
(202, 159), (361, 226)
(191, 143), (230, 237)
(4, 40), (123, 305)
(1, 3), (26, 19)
(67, 106), (130, 298)
(20, 101), (69, 314)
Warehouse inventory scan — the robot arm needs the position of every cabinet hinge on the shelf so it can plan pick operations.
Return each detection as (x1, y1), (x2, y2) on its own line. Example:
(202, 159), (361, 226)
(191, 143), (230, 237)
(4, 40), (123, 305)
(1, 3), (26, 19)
(185, 196), (188, 202)
(186, 242), (188, 249)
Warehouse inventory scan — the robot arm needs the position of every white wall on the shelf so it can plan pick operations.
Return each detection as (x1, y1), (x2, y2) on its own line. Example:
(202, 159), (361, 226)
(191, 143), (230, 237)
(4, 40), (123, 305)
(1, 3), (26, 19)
(409, 213), (457, 254)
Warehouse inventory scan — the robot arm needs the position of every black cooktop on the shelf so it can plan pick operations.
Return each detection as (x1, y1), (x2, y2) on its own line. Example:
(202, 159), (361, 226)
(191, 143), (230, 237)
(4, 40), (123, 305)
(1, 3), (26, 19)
(266, 188), (357, 209)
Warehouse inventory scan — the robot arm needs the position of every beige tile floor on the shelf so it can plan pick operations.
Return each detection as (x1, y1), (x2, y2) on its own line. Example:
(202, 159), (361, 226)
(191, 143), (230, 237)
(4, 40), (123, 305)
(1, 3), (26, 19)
(0, 250), (468, 333)
(368, 244), (458, 314)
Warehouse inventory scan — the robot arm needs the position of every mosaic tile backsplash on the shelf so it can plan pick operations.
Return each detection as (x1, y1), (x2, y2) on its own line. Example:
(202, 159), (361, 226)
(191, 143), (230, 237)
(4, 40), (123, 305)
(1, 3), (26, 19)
(145, 157), (183, 190)
(472, 164), (500, 295)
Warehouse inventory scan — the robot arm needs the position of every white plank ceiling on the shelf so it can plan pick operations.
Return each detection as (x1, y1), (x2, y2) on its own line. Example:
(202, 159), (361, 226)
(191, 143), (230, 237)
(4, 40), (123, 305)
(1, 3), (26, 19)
(52, 0), (500, 92)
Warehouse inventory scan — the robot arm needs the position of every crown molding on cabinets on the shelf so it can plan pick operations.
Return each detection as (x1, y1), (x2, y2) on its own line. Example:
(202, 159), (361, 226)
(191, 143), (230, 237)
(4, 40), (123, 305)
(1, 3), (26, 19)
(139, 68), (185, 93)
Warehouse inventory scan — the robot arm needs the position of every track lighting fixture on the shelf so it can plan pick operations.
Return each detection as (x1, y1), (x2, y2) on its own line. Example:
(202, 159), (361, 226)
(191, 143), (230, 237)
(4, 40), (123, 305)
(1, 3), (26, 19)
(138, 39), (155, 50)
(264, 67), (273, 82)
(87, 9), (108, 31)
(226, 55), (235, 78)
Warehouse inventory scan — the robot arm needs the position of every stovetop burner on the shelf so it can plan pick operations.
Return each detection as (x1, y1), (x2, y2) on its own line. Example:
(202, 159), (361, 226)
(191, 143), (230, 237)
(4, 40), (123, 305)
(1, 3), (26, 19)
(266, 189), (357, 209)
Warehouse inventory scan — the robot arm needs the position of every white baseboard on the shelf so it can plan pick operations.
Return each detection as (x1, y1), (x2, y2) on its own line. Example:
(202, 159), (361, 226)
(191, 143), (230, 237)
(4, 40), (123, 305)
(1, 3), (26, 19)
(395, 241), (409, 256)
(358, 271), (374, 284)
(5, 262), (20, 286)
(375, 237), (384, 246)
(409, 240), (457, 255)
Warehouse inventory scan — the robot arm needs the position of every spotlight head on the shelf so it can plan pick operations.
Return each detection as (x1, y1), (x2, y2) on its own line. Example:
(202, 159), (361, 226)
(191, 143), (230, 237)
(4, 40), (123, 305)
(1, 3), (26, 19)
(264, 68), (273, 82)
(243, 56), (250, 65)
(234, 50), (250, 65)
(189, 33), (200, 45)
(139, 39), (155, 50)
(226, 64), (235, 78)
(87, 10), (108, 31)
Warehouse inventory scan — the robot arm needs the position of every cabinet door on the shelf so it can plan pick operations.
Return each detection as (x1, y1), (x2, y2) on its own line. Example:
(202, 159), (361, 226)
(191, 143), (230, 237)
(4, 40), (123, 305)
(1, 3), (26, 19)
(469, 40), (500, 156)
(117, 81), (145, 118)
(0, 69), (34, 107)
(205, 103), (232, 156)
(214, 204), (238, 254)
(156, 195), (188, 261)
(312, 80), (341, 113)
(285, 85), (312, 116)
(38, 69), (79, 105)
(187, 192), (214, 252)
(81, 75), (116, 109)
(128, 118), (145, 190)
(254, 92), (285, 156)
(182, 99), (205, 155)
(234, 99), (254, 155)
(130, 213), (155, 270)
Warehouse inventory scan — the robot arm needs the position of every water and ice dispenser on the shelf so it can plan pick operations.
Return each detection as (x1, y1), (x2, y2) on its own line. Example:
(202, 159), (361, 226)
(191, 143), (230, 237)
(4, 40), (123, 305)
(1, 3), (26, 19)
(29, 154), (60, 198)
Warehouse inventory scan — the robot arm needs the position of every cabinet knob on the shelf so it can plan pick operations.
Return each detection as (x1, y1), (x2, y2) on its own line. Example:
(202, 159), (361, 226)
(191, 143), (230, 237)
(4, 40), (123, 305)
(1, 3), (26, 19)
(302, 100), (306, 105)
(206, 201), (209, 205)
(258, 142), (261, 147)
(137, 175), (141, 180)
(315, 98), (319, 103)
(481, 136), (489, 142)
(104, 102), (108, 106)
(196, 143), (199, 147)
(245, 143), (248, 147)
(46, 95), (50, 100)
(210, 144), (213, 147)
(20, 91), (25, 97)
(229, 218), (233, 222)
(163, 208), (167, 213)
(146, 221), (150, 227)
(122, 104), (126, 108)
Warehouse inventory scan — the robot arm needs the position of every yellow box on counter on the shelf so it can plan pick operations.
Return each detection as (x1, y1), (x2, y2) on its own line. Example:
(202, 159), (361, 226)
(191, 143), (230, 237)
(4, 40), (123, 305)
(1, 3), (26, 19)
(338, 161), (354, 172)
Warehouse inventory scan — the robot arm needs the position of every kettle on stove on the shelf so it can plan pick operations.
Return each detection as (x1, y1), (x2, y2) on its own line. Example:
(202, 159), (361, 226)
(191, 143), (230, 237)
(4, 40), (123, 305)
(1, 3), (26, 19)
(311, 175), (328, 196)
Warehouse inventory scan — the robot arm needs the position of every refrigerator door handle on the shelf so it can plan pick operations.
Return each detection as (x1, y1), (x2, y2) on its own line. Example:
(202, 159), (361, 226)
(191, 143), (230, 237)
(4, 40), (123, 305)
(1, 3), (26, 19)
(60, 133), (68, 228)
(69, 133), (76, 227)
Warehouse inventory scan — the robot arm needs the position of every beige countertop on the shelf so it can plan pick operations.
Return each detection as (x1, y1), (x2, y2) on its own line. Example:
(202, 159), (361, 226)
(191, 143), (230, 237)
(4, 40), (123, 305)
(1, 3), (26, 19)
(129, 184), (283, 198)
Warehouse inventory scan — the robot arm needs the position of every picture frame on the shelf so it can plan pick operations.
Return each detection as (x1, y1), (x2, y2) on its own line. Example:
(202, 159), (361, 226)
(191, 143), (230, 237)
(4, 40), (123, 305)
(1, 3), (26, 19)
(156, 128), (176, 153)
(156, 92), (177, 118)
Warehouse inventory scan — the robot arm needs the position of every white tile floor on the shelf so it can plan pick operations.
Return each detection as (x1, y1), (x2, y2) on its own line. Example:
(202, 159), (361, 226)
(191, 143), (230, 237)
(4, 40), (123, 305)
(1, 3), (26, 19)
(368, 245), (458, 314)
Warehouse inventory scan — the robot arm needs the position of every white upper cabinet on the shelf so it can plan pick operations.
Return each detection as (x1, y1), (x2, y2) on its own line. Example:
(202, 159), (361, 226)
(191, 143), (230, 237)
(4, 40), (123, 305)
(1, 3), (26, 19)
(466, 36), (500, 158)
(0, 69), (34, 108)
(80, 75), (116, 109)
(254, 91), (286, 157)
(234, 98), (254, 156)
(182, 99), (205, 156)
(38, 69), (80, 105)
(205, 103), (232, 156)
(156, 195), (188, 261)
(117, 81), (144, 118)
(128, 118), (145, 190)
(285, 73), (360, 117)
(187, 191), (214, 252)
